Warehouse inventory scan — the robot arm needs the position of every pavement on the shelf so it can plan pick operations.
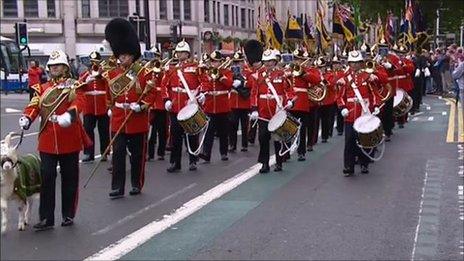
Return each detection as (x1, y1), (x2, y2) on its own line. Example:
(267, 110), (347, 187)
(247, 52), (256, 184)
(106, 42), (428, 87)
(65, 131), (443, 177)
(0, 94), (463, 260)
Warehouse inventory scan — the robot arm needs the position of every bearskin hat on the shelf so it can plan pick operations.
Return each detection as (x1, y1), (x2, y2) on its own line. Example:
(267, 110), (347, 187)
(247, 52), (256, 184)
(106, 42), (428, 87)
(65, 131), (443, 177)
(244, 40), (264, 65)
(105, 18), (141, 60)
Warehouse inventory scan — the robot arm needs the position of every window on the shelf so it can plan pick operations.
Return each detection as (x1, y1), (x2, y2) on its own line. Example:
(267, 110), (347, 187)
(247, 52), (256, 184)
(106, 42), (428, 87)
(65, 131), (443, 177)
(231, 5), (235, 26)
(159, 0), (167, 19)
(184, 0), (191, 20)
(251, 10), (255, 29)
(24, 0), (39, 17)
(173, 0), (180, 19)
(224, 4), (229, 26)
(98, 0), (128, 18)
(240, 8), (246, 28)
(204, 0), (209, 23)
(2, 0), (17, 17)
(235, 7), (238, 26)
(135, 0), (140, 15)
(47, 0), (55, 17)
(248, 10), (251, 29)
(81, 0), (90, 18)
(212, 1), (216, 24)
(217, 2), (220, 24)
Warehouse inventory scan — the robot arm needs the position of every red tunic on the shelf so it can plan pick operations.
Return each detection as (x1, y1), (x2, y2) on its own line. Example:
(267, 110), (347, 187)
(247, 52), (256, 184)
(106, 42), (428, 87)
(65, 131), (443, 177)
(79, 71), (109, 116)
(106, 65), (155, 134)
(147, 70), (165, 110)
(200, 68), (233, 114)
(27, 67), (43, 87)
(229, 67), (253, 110)
(289, 67), (321, 112)
(161, 61), (200, 114)
(23, 78), (88, 154)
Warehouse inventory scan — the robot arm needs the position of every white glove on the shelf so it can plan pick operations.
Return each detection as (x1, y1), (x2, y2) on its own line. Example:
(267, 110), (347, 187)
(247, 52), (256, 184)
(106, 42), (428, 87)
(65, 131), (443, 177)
(373, 106), (380, 116)
(424, 67), (431, 77)
(129, 102), (142, 112)
(19, 116), (30, 130)
(164, 100), (172, 111)
(232, 79), (241, 88)
(341, 108), (349, 117)
(369, 74), (378, 82)
(336, 78), (346, 86)
(414, 68), (421, 78)
(197, 93), (206, 105)
(382, 62), (392, 69)
(56, 112), (72, 128)
(285, 100), (294, 110)
(107, 109), (112, 117)
(250, 111), (259, 121)
(85, 75), (96, 84)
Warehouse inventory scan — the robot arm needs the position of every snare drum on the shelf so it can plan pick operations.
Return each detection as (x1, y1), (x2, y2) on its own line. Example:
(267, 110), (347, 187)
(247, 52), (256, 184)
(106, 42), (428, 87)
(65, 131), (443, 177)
(177, 103), (208, 135)
(393, 88), (413, 117)
(268, 111), (300, 142)
(353, 114), (384, 148)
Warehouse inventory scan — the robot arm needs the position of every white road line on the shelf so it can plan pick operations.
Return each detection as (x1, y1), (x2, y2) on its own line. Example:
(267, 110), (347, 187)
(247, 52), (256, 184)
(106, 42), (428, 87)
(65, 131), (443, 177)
(84, 155), (277, 260)
(411, 171), (428, 261)
(0, 131), (38, 143)
(428, 116), (434, 121)
(442, 111), (447, 116)
(92, 183), (198, 236)
(5, 108), (21, 113)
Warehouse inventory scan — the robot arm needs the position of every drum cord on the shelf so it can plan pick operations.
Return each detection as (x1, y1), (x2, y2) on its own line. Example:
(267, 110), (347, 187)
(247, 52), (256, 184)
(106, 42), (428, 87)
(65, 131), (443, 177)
(186, 120), (209, 156)
(278, 125), (301, 157)
(357, 136), (386, 162)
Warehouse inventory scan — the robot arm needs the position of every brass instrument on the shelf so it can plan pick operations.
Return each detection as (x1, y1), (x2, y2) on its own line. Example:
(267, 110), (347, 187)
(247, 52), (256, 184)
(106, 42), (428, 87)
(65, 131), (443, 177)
(292, 58), (312, 77)
(151, 57), (170, 73)
(308, 78), (328, 103)
(210, 57), (233, 80)
(365, 59), (376, 74)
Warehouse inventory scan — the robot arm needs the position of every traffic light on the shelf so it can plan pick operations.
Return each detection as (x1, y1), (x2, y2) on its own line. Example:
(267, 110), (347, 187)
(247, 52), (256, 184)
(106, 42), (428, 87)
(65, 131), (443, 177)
(15, 22), (28, 46)
(128, 15), (147, 42)
(170, 24), (178, 43)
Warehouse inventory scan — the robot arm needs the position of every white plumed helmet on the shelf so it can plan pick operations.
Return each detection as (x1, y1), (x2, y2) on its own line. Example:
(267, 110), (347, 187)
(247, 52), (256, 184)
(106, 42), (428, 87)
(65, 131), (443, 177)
(347, 50), (363, 63)
(175, 39), (190, 53)
(46, 50), (69, 68)
(262, 49), (277, 61)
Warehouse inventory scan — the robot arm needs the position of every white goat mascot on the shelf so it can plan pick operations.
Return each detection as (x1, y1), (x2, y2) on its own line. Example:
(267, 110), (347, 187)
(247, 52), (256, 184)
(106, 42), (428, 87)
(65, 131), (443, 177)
(1, 132), (41, 234)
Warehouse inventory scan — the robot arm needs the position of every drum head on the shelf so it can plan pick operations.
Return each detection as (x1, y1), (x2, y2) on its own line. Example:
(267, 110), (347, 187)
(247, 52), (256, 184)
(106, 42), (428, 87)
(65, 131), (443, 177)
(393, 88), (405, 107)
(353, 115), (381, 133)
(268, 111), (287, 132)
(177, 103), (198, 121)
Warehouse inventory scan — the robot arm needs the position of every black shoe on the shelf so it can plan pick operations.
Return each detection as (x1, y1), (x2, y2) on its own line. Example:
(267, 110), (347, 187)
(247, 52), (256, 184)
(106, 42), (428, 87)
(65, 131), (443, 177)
(361, 166), (369, 174)
(129, 187), (141, 195)
(337, 132), (343, 136)
(158, 156), (165, 161)
(82, 155), (94, 163)
(241, 147), (248, 152)
(399, 124), (404, 129)
(189, 162), (197, 171)
(109, 190), (124, 199)
(274, 164), (283, 172)
(167, 163), (180, 173)
(307, 145), (313, 152)
(61, 217), (74, 227)
(385, 135), (391, 142)
(343, 168), (354, 177)
(100, 155), (108, 162)
(297, 154), (306, 161)
(221, 155), (229, 161)
(229, 146), (237, 152)
(198, 153), (210, 163)
(147, 156), (154, 161)
(321, 139), (328, 143)
(259, 164), (270, 173)
(107, 166), (113, 173)
(33, 220), (54, 231)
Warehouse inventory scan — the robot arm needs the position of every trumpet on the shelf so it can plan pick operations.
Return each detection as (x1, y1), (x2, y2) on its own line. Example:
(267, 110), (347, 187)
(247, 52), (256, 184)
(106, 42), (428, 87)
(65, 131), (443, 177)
(210, 57), (233, 80)
(292, 58), (312, 77)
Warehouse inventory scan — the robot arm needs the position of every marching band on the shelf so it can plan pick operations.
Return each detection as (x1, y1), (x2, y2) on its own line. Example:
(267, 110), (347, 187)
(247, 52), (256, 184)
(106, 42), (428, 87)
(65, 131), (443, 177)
(17, 17), (419, 231)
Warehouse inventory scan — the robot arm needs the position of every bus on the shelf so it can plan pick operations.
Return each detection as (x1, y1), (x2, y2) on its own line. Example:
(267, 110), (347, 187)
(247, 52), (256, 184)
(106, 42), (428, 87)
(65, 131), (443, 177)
(0, 36), (28, 94)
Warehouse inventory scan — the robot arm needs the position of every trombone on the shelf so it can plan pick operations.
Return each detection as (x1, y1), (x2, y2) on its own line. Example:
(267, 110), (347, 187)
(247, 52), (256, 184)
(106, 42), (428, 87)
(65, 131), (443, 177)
(210, 57), (234, 80)
(291, 58), (312, 77)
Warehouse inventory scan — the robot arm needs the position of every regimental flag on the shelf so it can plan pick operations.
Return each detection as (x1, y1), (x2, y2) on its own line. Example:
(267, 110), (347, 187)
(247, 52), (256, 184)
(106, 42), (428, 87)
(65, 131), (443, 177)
(376, 13), (384, 43)
(304, 13), (316, 53)
(333, 3), (357, 43)
(285, 11), (304, 40)
(315, 4), (331, 53)
(405, 0), (416, 45)
(256, 6), (266, 44)
(266, 6), (283, 49)
(385, 11), (394, 45)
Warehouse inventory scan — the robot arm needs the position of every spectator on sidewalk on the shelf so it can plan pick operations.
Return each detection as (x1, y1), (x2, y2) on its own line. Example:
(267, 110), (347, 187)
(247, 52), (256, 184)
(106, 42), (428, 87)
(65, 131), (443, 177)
(27, 60), (43, 100)
(452, 50), (464, 103)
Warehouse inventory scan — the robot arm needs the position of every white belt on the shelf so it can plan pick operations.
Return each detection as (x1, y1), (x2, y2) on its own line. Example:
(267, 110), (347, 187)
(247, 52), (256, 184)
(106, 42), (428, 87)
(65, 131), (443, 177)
(172, 87), (187, 93)
(206, 90), (229, 96)
(230, 89), (238, 94)
(293, 87), (307, 93)
(259, 94), (282, 100)
(347, 97), (369, 103)
(387, 75), (407, 81)
(85, 90), (106, 96)
(115, 102), (131, 109)
(155, 87), (162, 91)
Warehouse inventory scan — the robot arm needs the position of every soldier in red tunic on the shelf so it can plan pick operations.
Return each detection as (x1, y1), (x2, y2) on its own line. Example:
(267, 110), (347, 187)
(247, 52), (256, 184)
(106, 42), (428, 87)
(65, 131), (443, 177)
(104, 18), (155, 198)
(337, 50), (382, 176)
(19, 50), (88, 231)
(79, 51), (110, 163)
(250, 49), (295, 173)
(198, 50), (233, 162)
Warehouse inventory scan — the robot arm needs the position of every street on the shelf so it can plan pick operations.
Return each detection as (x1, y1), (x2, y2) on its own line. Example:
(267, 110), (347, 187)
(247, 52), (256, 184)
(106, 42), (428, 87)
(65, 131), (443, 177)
(1, 94), (463, 260)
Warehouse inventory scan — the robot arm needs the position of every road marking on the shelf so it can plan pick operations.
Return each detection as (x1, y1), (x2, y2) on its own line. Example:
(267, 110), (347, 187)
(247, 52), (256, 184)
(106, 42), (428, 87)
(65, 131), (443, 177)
(4, 107), (22, 113)
(92, 183), (198, 236)
(457, 102), (463, 143)
(0, 131), (39, 143)
(427, 116), (434, 121)
(85, 155), (277, 260)
(442, 111), (447, 116)
(447, 101), (456, 143)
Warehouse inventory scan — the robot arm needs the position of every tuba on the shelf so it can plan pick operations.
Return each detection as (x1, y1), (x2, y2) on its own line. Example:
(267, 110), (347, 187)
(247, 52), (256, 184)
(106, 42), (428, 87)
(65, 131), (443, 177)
(308, 79), (328, 103)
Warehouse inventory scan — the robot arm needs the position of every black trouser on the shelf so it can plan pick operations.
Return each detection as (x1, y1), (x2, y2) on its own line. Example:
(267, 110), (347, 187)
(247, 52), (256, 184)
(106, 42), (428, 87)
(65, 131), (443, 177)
(148, 109), (167, 158)
(202, 113), (229, 160)
(39, 152), (79, 224)
(412, 76), (424, 111)
(319, 104), (336, 140)
(111, 132), (147, 193)
(306, 109), (318, 147)
(382, 97), (394, 136)
(229, 109), (249, 150)
(258, 120), (283, 166)
(344, 124), (370, 171)
(83, 114), (110, 157)
(169, 113), (198, 168)
(336, 108), (345, 134)
(248, 119), (257, 144)
(290, 111), (309, 156)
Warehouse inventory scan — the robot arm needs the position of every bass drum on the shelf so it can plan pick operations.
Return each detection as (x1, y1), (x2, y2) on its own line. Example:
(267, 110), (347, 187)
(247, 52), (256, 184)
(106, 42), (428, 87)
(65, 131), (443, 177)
(353, 114), (384, 148)
(177, 103), (208, 135)
(268, 110), (300, 142)
(393, 88), (413, 117)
